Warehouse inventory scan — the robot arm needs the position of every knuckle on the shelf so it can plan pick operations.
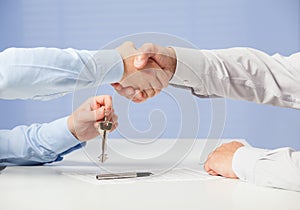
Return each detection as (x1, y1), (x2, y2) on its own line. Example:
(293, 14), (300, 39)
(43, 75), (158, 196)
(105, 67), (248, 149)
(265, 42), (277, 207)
(232, 140), (242, 145)
(204, 162), (210, 171)
(102, 95), (111, 101)
(142, 43), (154, 52)
(124, 41), (134, 46)
(126, 95), (133, 100)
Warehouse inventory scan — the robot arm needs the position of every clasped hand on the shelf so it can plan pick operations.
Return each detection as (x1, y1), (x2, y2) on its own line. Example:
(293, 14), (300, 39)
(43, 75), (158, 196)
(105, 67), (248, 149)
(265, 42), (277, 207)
(112, 42), (177, 103)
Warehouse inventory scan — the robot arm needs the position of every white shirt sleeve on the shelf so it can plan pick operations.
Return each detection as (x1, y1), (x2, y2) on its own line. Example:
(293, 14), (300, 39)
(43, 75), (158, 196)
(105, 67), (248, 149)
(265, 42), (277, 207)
(170, 47), (300, 191)
(170, 47), (300, 109)
(233, 146), (300, 192)
(0, 47), (124, 100)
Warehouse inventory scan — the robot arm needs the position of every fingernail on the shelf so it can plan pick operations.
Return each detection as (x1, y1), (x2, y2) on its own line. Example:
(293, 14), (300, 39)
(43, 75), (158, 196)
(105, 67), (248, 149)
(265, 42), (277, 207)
(115, 85), (121, 91)
(135, 90), (142, 99)
(99, 107), (104, 114)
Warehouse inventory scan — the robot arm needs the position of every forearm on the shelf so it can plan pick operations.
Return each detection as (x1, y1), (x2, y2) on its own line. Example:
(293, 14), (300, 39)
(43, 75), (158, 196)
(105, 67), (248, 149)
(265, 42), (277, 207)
(170, 47), (300, 109)
(0, 117), (81, 165)
(232, 146), (300, 191)
(0, 47), (123, 100)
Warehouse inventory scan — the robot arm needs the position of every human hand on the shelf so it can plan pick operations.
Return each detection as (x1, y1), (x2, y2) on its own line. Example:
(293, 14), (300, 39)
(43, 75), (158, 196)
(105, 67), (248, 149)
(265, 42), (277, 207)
(204, 141), (244, 179)
(67, 95), (118, 141)
(133, 43), (176, 74)
(112, 42), (177, 103)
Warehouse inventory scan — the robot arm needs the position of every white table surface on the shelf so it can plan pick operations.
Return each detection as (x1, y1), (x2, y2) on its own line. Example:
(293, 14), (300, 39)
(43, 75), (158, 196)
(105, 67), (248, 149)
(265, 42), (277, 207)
(1, 139), (300, 210)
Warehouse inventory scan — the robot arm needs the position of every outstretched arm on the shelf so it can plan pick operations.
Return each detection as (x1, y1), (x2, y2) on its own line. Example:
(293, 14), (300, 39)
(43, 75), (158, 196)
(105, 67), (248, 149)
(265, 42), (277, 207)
(0, 47), (123, 100)
(0, 95), (118, 165)
(124, 44), (300, 109)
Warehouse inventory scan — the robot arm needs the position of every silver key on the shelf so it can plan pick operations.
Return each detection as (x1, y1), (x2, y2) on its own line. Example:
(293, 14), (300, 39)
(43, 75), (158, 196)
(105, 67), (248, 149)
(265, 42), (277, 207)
(98, 115), (113, 163)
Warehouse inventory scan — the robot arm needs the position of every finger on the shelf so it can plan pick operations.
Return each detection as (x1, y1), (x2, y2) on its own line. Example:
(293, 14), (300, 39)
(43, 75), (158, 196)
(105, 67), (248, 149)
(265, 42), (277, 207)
(154, 89), (161, 96)
(113, 83), (147, 102)
(142, 59), (169, 90)
(208, 170), (218, 176)
(132, 96), (147, 103)
(131, 90), (145, 103)
(141, 89), (154, 100)
(213, 145), (223, 152)
(112, 113), (118, 122)
(112, 84), (136, 99)
(94, 121), (101, 130)
(111, 121), (118, 132)
(118, 88), (136, 100)
(204, 160), (211, 172)
(116, 41), (136, 50)
(94, 113), (118, 130)
(134, 43), (167, 69)
(132, 98), (146, 103)
(93, 95), (112, 111)
(103, 95), (113, 111)
(111, 83), (130, 98)
(132, 91), (147, 102)
(232, 141), (245, 147)
(149, 73), (164, 91)
(136, 43), (171, 70)
(134, 54), (149, 69)
(207, 152), (214, 160)
(122, 41), (135, 48)
(91, 106), (105, 121)
(106, 114), (119, 132)
(134, 43), (160, 69)
(143, 88), (156, 99)
(111, 83), (122, 91)
(155, 68), (170, 88)
(105, 108), (116, 121)
(133, 90), (143, 100)
(116, 41), (137, 58)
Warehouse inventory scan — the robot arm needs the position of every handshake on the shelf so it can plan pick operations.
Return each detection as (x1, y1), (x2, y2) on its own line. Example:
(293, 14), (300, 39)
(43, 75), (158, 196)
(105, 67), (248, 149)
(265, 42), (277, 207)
(111, 42), (177, 103)
(68, 42), (177, 141)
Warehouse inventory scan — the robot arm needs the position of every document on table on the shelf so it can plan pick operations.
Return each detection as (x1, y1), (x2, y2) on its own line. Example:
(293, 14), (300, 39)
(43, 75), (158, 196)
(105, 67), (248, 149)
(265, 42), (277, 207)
(49, 138), (245, 185)
(60, 167), (223, 185)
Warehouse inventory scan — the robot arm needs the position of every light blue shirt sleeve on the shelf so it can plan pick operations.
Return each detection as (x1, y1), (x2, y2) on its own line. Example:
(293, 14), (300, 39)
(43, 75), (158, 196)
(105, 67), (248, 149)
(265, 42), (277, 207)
(0, 117), (81, 165)
(0, 47), (124, 165)
(0, 47), (124, 100)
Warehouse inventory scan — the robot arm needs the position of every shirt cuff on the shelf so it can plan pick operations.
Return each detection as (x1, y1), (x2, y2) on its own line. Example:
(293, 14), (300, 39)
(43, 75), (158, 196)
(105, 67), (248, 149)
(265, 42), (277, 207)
(89, 49), (124, 85)
(40, 117), (81, 155)
(169, 47), (208, 95)
(232, 146), (269, 183)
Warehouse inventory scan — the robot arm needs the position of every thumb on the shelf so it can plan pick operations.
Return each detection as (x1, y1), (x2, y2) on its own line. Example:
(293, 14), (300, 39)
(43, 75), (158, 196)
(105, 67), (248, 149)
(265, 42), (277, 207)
(134, 54), (148, 69)
(92, 106), (105, 121)
(111, 83), (122, 91)
(134, 43), (158, 69)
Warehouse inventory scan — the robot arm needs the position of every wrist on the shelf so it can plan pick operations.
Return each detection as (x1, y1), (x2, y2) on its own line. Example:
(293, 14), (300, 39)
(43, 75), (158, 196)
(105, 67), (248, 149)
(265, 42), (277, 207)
(67, 115), (78, 140)
(166, 47), (177, 80)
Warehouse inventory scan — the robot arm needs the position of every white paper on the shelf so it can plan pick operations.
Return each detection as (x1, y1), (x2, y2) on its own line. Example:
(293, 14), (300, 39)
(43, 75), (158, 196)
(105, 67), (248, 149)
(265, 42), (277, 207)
(62, 167), (223, 185)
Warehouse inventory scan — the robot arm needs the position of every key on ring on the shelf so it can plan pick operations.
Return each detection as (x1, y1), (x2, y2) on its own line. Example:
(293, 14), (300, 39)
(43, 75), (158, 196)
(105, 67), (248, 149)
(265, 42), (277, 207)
(98, 115), (113, 163)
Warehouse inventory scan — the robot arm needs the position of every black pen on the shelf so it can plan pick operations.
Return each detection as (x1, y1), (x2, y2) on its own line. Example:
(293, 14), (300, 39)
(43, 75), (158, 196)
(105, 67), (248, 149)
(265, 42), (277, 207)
(96, 172), (153, 180)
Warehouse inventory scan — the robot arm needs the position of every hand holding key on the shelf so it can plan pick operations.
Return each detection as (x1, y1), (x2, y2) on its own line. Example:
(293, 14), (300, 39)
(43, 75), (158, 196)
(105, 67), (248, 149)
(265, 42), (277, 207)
(98, 114), (113, 163)
(67, 96), (118, 142)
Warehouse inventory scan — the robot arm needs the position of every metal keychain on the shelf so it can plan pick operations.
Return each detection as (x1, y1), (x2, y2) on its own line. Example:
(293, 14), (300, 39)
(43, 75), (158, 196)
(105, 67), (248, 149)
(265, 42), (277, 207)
(98, 114), (112, 163)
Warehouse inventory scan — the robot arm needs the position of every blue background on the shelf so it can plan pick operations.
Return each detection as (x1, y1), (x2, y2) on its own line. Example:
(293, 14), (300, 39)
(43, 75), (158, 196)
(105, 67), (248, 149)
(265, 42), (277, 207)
(0, 0), (299, 150)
